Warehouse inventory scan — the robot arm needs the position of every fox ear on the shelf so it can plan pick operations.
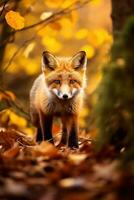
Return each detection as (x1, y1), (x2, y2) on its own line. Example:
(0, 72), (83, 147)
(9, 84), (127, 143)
(71, 51), (87, 70)
(42, 51), (58, 71)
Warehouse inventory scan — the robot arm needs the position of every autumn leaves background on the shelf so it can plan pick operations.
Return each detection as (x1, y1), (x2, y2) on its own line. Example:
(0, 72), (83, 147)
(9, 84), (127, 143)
(0, 0), (112, 137)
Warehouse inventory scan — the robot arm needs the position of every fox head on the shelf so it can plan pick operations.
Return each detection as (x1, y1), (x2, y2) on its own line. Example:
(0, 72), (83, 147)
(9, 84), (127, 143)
(42, 51), (87, 100)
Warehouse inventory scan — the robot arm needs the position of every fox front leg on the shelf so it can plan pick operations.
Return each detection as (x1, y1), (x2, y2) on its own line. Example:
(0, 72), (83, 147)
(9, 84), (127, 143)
(38, 110), (54, 143)
(30, 110), (42, 142)
(68, 115), (79, 148)
(58, 116), (68, 146)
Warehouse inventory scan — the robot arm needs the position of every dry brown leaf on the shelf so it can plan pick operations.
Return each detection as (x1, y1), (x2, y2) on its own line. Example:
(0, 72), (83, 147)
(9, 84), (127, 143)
(68, 153), (87, 165)
(32, 141), (59, 158)
(0, 128), (35, 151)
(3, 142), (20, 158)
(59, 177), (87, 189)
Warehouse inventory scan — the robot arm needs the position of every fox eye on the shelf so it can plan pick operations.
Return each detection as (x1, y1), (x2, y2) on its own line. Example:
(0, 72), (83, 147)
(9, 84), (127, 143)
(54, 80), (61, 84)
(70, 80), (76, 84)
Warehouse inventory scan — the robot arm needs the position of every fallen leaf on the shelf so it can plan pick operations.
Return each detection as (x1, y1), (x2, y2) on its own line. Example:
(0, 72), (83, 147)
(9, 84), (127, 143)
(3, 142), (20, 158)
(32, 141), (59, 158)
(68, 153), (87, 165)
(59, 177), (87, 189)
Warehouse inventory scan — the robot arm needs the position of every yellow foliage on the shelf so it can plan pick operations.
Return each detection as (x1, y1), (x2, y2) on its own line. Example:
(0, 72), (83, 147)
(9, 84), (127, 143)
(24, 42), (35, 58)
(81, 45), (95, 58)
(86, 73), (102, 95)
(44, 0), (64, 8)
(6, 54), (40, 75)
(38, 26), (57, 37)
(91, 0), (101, 6)
(60, 0), (76, 8)
(5, 11), (25, 30)
(88, 29), (112, 48)
(18, 57), (40, 75)
(80, 107), (89, 118)
(5, 44), (17, 60)
(10, 112), (27, 127)
(0, 109), (35, 136)
(79, 107), (90, 128)
(42, 36), (62, 53)
(49, 22), (62, 31)
(1, 110), (27, 127)
(59, 18), (74, 39)
(69, 11), (78, 24)
(5, 63), (17, 74)
(22, 127), (35, 136)
(75, 29), (88, 40)
(25, 60), (39, 75)
(21, 0), (36, 8)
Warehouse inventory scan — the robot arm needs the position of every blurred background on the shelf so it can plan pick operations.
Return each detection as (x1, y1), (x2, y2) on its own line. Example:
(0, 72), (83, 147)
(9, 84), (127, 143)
(0, 0), (112, 137)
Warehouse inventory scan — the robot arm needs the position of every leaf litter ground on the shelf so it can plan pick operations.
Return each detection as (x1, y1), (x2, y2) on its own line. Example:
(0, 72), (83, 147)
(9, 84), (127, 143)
(0, 128), (134, 200)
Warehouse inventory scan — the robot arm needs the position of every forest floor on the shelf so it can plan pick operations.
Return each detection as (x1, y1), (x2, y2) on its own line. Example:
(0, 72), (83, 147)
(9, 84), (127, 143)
(0, 128), (134, 200)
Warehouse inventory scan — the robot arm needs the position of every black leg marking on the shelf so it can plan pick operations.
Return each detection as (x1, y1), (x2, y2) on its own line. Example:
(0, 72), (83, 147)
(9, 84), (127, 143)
(68, 115), (79, 148)
(68, 124), (79, 148)
(36, 125), (43, 142)
(60, 127), (68, 145)
(39, 111), (54, 144)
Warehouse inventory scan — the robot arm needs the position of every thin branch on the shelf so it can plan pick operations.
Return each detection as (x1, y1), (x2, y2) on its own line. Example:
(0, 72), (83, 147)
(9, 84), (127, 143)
(0, 87), (30, 121)
(16, 0), (90, 32)
(3, 38), (32, 72)
(2, 0), (90, 72)
(0, 0), (9, 17)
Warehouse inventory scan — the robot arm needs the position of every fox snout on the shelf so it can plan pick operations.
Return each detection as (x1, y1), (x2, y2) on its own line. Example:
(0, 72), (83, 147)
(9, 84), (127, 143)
(52, 84), (79, 100)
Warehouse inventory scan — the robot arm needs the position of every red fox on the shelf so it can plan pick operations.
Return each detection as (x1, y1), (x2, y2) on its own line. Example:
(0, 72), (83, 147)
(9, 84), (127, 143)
(30, 51), (87, 148)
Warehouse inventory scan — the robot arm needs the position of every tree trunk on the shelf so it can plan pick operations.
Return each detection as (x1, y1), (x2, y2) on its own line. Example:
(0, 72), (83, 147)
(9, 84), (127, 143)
(111, 0), (134, 31)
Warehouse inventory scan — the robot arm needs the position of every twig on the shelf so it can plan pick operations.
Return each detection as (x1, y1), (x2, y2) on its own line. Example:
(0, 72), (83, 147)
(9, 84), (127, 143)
(0, 87), (30, 121)
(3, 37), (33, 72)
(0, 0), (8, 17)
(16, 0), (90, 32)
(0, 0), (90, 47)
(17, 133), (62, 147)
(3, 0), (90, 72)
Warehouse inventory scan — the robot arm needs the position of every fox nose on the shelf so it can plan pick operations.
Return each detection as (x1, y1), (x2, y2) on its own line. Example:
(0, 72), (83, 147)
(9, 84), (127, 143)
(63, 94), (68, 99)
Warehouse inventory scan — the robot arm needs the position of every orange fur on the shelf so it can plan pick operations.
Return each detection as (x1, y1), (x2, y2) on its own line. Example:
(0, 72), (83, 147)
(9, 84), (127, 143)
(30, 51), (87, 148)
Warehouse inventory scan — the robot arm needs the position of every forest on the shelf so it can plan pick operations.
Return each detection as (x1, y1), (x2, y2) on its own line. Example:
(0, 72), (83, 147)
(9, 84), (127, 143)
(0, 0), (134, 199)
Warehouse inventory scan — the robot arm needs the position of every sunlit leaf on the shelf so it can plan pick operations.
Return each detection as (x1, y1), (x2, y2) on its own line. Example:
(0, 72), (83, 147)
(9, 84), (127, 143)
(59, 18), (74, 39)
(40, 11), (53, 20)
(38, 26), (57, 37)
(44, 0), (64, 8)
(9, 111), (27, 127)
(69, 11), (78, 24)
(21, 0), (36, 8)
(24, 42), (35, 58)
(49, 22), (62, 31)
(5, 11), (25, 30)
(68, 154), (87, 164)
(88, 29), (112, 48)
(42, 36), (62, 53)
(61, 0), (74, 8)
(1, 109), (27, 128)
(79, 107), (90, 127)
(91, 0), (101, 6)
(22, 127), (35, 137)
(86, 73), (102, 94)
(18, 57), (40, 75)
(76, 29), (88, 40)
